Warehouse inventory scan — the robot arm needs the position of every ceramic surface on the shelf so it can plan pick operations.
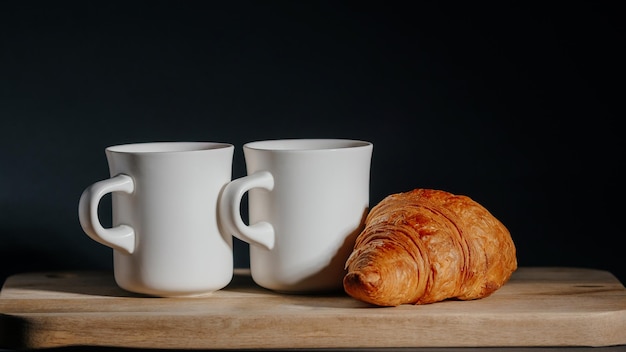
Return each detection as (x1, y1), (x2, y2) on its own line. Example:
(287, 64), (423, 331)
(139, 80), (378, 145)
(219, 139), (373, 293)
(79, 142), (235, 297)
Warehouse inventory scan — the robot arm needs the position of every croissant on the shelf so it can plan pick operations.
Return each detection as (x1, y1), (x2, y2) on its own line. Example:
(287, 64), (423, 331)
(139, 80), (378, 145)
(343, 188), (517, 306)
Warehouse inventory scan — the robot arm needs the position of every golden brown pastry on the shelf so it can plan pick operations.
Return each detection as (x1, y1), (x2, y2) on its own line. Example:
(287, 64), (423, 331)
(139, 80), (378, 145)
(343, 188), (517, 306)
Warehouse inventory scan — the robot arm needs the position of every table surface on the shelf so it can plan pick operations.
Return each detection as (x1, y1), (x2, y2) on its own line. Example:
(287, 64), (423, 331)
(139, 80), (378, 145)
(1, 267), (625, 350)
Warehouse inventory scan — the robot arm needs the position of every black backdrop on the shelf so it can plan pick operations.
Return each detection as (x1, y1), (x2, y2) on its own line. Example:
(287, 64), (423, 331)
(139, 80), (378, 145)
(1, 1), (624, 286)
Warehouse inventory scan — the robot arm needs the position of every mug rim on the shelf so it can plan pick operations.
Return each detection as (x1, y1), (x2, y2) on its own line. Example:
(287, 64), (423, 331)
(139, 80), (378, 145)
(106, 142), (234, 154)
(243, 139), (372, 152)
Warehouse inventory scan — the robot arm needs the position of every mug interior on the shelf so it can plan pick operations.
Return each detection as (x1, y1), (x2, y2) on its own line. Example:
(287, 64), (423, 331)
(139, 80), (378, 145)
(107, 142), (233, 154)
(244, 139), (371, 151)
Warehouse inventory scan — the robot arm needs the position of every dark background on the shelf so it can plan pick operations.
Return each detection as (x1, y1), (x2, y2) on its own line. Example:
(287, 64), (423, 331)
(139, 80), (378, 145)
(1, 1), (624, 287)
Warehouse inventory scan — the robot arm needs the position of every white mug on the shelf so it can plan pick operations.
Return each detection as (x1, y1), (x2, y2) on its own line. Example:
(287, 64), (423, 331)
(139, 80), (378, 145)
(78, 142), (235, 297)
(219, 139), (373, 293)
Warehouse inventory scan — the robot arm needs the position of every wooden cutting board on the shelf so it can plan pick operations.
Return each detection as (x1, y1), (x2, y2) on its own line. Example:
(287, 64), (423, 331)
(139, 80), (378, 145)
(1, 267), (625, 350)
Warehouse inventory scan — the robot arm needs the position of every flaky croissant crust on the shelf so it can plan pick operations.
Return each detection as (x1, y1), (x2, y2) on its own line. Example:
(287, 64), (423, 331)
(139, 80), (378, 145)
(343, 188), (517, 306)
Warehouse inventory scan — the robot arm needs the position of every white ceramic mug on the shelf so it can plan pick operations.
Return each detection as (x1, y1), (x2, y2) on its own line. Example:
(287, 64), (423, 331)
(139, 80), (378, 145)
(219, 139), (373, 293)
(78, 142), (235, 297)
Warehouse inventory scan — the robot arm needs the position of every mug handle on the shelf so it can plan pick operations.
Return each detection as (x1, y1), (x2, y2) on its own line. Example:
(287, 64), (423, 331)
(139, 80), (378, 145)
(218, 170), (275, 250)
(78, 174), (136, 255)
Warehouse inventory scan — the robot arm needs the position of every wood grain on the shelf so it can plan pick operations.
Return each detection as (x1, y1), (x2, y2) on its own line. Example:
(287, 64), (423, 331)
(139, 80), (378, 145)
(1, 267), (625, 349)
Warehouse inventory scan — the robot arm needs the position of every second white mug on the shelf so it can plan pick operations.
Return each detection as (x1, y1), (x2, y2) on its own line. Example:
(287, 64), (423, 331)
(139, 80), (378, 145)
(219, 139), (373, 293)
